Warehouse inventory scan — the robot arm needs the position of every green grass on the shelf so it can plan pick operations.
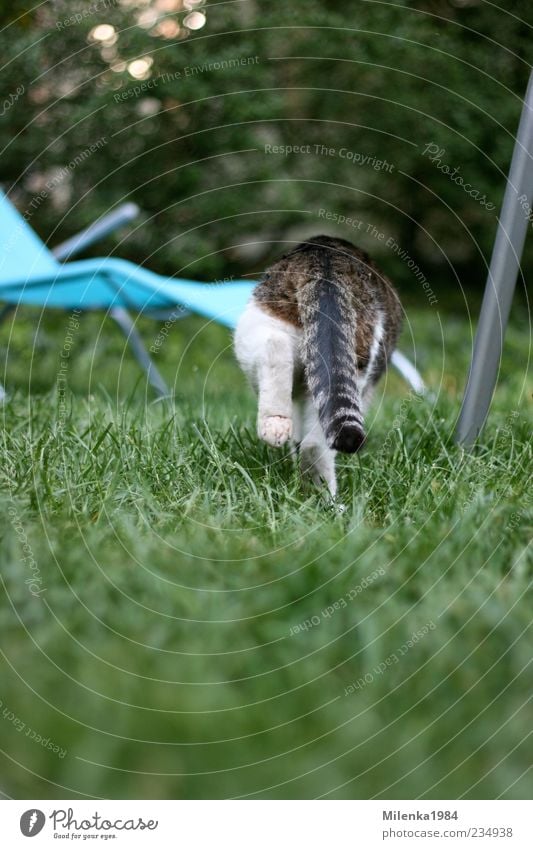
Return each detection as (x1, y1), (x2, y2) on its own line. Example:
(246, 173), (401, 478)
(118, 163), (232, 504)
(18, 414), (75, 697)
(0, 306), (531, 799)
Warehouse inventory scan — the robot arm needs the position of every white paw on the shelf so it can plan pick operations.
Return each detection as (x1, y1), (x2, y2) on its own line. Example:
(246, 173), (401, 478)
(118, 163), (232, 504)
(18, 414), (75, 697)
(259, 415), (292, 447)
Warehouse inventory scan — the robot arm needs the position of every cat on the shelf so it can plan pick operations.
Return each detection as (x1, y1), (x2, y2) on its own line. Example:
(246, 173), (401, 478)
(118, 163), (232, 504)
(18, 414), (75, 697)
(234, 235), (402, 497)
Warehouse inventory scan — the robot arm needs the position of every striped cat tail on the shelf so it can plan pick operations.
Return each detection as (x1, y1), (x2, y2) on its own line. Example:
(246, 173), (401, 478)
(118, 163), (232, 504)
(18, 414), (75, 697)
(299, 278), (365, 454)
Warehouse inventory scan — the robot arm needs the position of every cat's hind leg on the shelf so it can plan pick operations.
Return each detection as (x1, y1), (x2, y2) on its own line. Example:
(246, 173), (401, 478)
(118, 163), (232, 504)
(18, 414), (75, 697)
(256, 331), (295, 447)
(234, 302), (296, 448)
(300, 394), (337, 497)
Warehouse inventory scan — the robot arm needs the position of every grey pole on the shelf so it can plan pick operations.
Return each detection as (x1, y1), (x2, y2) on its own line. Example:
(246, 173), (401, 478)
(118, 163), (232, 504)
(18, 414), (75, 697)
(109, 307), (171, 399)
(52, 203), (140, 261)
(455, 70), (533, 446)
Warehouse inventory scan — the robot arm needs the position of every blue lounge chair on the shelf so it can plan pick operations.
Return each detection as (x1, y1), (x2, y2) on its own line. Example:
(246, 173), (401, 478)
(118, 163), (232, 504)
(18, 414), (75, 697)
(0, 189), (425, 399)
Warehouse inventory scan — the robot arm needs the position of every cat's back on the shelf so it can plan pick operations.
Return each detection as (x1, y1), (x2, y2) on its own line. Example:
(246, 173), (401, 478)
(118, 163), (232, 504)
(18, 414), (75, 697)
(253, 235), (400, 329)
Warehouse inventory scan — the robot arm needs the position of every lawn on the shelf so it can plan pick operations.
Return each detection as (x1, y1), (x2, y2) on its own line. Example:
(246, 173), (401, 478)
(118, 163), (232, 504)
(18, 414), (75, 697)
(0, 304), (531, 799)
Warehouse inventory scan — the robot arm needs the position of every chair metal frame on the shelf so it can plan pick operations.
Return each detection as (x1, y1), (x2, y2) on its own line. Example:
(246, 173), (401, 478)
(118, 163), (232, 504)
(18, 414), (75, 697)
(52, 203), (170, 398)
(455, 70), (533, 445)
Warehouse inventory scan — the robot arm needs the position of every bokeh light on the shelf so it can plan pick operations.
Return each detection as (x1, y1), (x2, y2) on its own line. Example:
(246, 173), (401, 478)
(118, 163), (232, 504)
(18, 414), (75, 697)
(127, 57), (154, 79)
(89, 24), (117, 43)
(183, 10), (206, 30)
(153, 19), (181, 38)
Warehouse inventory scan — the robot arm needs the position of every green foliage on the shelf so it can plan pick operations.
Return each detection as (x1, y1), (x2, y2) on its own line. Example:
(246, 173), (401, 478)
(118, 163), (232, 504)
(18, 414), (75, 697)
(1, 0), (531, 302)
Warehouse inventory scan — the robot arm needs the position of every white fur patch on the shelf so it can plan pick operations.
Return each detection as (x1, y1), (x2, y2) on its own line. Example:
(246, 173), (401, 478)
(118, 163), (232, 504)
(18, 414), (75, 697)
(234, 299), (302, 394)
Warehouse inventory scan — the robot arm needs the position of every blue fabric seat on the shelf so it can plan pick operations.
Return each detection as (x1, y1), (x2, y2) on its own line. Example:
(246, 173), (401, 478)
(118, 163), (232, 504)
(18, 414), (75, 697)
(0, 190), (254, 324)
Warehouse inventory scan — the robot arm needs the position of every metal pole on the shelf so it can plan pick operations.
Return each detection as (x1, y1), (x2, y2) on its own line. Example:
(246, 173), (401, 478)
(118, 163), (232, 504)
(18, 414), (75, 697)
(455, 70), (533, 446)
(109, 307), (171, 399)
(52, 203), (140, 261)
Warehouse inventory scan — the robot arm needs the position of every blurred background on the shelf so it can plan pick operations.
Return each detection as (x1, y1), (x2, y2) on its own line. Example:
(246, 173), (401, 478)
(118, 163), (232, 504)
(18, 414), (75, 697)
(1, 0), (531, 306)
